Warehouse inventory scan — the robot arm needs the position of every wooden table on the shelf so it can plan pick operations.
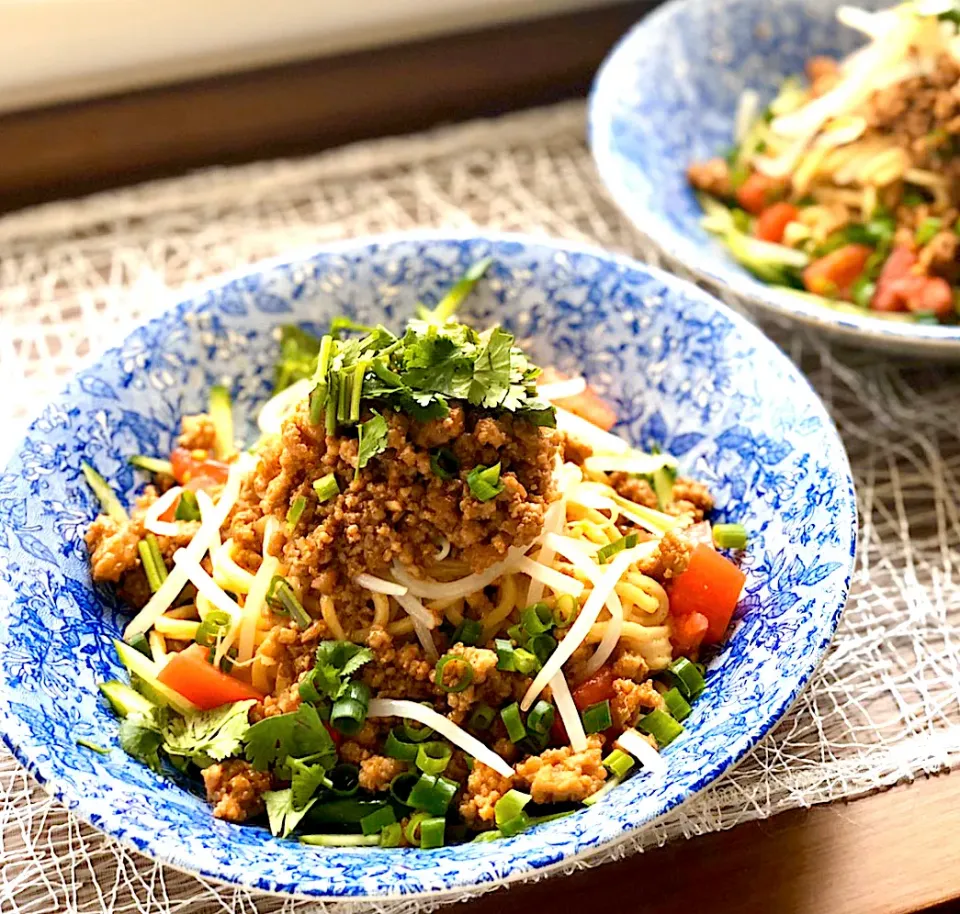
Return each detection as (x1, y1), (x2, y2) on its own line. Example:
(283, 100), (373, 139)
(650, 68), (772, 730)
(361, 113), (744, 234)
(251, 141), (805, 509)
(1, 3), (958, 910)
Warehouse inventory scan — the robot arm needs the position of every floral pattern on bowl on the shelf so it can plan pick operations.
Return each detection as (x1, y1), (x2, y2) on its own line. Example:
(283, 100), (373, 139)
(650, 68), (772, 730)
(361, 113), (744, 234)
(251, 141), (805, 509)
(0, 231), (856, 898)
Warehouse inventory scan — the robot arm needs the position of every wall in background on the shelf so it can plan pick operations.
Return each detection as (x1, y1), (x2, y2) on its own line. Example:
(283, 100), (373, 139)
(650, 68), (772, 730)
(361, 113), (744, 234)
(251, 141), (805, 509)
(0, 0), (623, 113)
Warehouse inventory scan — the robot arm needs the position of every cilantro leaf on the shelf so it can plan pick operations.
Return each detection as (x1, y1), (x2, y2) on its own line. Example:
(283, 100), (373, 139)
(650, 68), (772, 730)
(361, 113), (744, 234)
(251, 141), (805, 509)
(244, 703), (335, 771)
(308, 641), (374, 701)
(289, 757), (330, 809)
(162, 699), (255, 765)
(469, 327), (513, 408)
(339, 645), (374, 680)
(119, 717), (164, 774)
(356, 412), (389, 473)
(264, 788), (317, 838)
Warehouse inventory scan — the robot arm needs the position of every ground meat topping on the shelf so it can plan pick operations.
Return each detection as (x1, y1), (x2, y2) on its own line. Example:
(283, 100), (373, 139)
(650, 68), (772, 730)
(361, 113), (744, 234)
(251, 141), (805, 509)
(514, 735), (607, 804)
(202, 759), (273, 823)
(358, 755), (407, 792)
(687, 158), (734, 200)
(637, 528), (694, 582)
(178, 414), (218, 451)
(610, 678), (663, 730)
(458, 763), (516, 829)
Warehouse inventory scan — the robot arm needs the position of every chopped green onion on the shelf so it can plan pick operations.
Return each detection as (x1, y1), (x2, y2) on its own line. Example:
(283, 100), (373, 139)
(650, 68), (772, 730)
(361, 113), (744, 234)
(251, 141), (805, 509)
(663, 687), (692, 722)
(916, 216), (942, 247)
(505, 624), (527, 646)
(420, 816), (446, 849)
(407, 774), (458, 816)
(603, 748), (635, 779)
(360, 805), (397, 836)
(81, 462), (128, 523)
(494, 789), (531, 827)
(582, 700), (612, 734)
(712, 523), (748, 550)
(430, 448), (460, 481)
(521, 602), (554, 635)
(450, 618), (482, 646)
(468, 703), (496, 731)
(313, 473), (339, 502)
(666, 657), (706, 700)
(514, 648), (539, 675)
(137, 534), (168, 593)
(195, 609), (231, 650)
(331, 681), (371, 736)
(384, 728), (419, 762)
(500, 702), (526, 743)
(520, 729), (550, 754)
(174, 490), (201, 521)
(418, 256), (493, 323)
(434, 655), (475, 693)
(379, 822), (403, 847)
(301, 834), (380, 847)
(208, 384), (235, 459)
(404, 811), (431, 847)
(639, 708), (685, 747)
(583, 776), (621, 807)
(402, 718), (434, 743)
(596, 533), (638, 564)
(76, 738), (110, 754)
(495, 639), (516, 670)
(129, 455), (174, 476)
(553, 594), (578, 627)
(349, 361), (367, 423)
(851, 276), (876, 309)
(466, 463), (504, 502)
(416, 741), (453, 775)
(499, 811), (532, 837)
(526, 700), (555, 735)
(652, 465), (676, 511)
(286, 495), (307, 529)
(266, 575), (312, 629)
(309, 334), (335, 425)
(389, 771), (421, 806)
(529, 633), (557, 665)
(125, 632), (151, 658)
(325, 763), (361, 797)
(325, 373), (338, 435)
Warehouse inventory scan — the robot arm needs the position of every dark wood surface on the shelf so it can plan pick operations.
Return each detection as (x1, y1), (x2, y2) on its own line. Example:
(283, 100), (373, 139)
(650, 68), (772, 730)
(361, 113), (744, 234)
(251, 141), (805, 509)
(0, 1), (655, 212)
(463, 772), (960, 914)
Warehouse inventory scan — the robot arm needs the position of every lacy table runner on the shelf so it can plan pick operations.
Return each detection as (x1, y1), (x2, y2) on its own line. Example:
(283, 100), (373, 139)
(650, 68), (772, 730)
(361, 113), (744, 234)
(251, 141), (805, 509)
(2, 102), (959, 914)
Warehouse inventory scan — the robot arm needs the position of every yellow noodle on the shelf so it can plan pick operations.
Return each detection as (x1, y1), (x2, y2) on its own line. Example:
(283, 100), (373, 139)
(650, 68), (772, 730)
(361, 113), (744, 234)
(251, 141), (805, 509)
(586, 621), (673, 671)
(148, 630), (167, 664)
(481, 574), (519, 641)
(387, 617), (415, 636)
(154, 616), (201, 640)
(321, 594), (346, 641)
(163, 603), (198, 620)
(251, 654), (273, 693)
(372, 593), (390, 629)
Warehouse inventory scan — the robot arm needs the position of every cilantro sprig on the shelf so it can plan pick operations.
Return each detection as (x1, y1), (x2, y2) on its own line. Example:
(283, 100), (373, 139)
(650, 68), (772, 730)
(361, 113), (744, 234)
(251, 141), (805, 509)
(272, 260), (556, 446)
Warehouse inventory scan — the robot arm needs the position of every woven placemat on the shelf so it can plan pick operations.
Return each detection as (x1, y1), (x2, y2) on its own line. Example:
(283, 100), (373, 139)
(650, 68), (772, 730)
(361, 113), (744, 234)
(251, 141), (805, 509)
(2, 101), (959, 913)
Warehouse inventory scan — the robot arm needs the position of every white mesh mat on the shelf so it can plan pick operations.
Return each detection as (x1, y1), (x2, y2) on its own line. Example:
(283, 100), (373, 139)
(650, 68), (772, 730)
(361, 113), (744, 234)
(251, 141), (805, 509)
(2, 101), (959, 913)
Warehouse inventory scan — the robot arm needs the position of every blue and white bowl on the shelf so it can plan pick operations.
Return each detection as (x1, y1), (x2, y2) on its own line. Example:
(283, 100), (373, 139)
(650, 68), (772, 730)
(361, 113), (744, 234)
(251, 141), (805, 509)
(589, 0), (960, 358)
(0, 232), (856, 899)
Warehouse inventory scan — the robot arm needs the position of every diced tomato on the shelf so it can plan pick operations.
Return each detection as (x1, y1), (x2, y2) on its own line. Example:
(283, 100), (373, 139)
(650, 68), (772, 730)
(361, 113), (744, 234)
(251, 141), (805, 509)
(872, 245), (918, 312)
(157, 644), (264, 710)
(169, 446), (230, 488)
(736, 173), (784, 216)
(671, 611), (709, 656)
(872, 265), (953, 319)
(554, 387), (618, 432)
(754, 202), (799, 244)
(572, 667), (616, 710)
(802, 244), (872, 299)
(551, 667), (617, 745)
(668, 544), (746, 644)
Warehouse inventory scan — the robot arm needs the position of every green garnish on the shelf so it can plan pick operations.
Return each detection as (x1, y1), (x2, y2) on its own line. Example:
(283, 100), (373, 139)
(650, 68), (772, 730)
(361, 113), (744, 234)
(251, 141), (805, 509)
(494, 789), (531, 827)
(137, 534), (168, 593)
(468, 703), (496, 731)
(434, 655), (475, 693)
(162, 699), (256, 766)
(312, 473), (339, 502)
(581, 699), (613, 734)
(663, 687), (692, 723)
(639, 708), (684, 747)
(500, 702), (526, 743)
(596, 532), (639, 564)
(244, 703), (337, 771)
(129, 455), (174, 476)
(384, 728), (419, 762)
(174, 490), (201, 521)
(415, 741), (453, 775)
(666, 657), (706, 700)
(76, 738), (110, 754)
(356, 412), (389, 476)
(208, 384), (234, 459)
(521, 602), (554, 636)
(407, 774), (458, 816)
(360, 804), (397, 836)
(330, 680), (371, 737)
(194, 609), (231, 651)
(299, 640), (374, 704)
(419, 816), (447, 849)
(915, 217), (942, 247)
(466, 463), (504, 501)
(265, 576), (311, 629)
(417, 257), (493, 323)
(526, 700), (554, 736)
(429, 447), (459, 480)
(301, 833), (381, 847)
(264, 788), (317, 838)
(712, 522), (748, 550)
(450, 617), (482, 646)
(286, 495), (307, 529)
(603, 748), (635, 779)
(274, 325), (323, 393)
(118, 717), (164, 773)
(81, 461), (128, 523)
